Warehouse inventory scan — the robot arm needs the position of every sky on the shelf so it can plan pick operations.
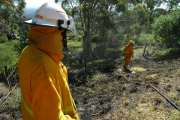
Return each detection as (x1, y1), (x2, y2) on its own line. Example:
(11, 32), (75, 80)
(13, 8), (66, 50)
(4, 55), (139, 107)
(25, 0), (56, 8)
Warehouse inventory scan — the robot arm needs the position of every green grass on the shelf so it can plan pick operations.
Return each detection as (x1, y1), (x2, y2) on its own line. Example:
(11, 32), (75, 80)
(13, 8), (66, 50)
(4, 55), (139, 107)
(0, 41), (18, 71)
(66, 39), (81, 49)
(67, 40), (82, 52)
(169, 110), (180, 120)
(68, 40), (82, 48)
(0, 34), (8, 43)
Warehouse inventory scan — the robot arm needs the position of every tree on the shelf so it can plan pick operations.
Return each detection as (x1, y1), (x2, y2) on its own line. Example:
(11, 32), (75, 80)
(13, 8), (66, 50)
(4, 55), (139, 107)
(166, 0), (180, 10)
(63, 0), (119, 72)
(153, 9), (180, 48)
(0, 0), (26, 51)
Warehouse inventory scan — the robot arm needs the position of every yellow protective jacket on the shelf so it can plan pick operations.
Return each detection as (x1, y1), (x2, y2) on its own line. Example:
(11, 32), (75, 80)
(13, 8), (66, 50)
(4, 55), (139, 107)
(18, 26), (80, 120)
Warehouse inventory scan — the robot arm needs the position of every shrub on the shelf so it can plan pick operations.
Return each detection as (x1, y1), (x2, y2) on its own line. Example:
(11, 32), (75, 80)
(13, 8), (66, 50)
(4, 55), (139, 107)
(137, 33), (155, 45)
(0, 41), (18, 72)
(0, 34), (8, 43)
(153, 9), (180, 48)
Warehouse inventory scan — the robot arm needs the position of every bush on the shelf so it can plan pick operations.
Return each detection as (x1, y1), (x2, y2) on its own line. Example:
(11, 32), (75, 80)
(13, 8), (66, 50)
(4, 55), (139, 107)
(0, 34), (8, 43)
(154, 48), (180, 60)
(0, 41), (18, 72)
(153, 9), (180, 48)
(136, 33), (155, 45)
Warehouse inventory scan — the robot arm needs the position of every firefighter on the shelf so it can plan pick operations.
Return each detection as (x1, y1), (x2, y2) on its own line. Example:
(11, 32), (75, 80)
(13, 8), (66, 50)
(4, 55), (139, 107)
(18, 2), (80, 120)
(123, 40), (134, 72)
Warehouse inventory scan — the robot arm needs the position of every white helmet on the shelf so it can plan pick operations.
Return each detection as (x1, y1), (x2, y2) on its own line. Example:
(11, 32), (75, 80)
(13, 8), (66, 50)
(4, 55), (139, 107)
(25, 2), (74, 31)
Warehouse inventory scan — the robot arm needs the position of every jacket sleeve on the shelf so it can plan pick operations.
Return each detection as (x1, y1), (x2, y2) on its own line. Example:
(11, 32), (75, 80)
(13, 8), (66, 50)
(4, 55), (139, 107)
(30, 64), (76, 120)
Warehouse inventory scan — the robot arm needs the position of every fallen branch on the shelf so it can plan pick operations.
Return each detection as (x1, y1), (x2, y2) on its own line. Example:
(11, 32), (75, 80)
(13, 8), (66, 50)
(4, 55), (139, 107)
(150, 84), (180, 111)
(0, 84), (18, 107)
(6, 69), (16, 88)
(120, 73), (180, 111)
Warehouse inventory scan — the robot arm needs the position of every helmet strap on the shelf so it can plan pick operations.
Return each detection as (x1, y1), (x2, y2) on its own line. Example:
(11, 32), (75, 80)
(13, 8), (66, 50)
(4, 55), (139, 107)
(58, 19), (69, 51)
(62, 30), (68, 51)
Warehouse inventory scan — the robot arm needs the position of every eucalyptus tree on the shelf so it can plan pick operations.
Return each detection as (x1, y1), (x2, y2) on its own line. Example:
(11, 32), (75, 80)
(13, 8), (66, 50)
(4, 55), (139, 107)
(0, 0), (26, 52)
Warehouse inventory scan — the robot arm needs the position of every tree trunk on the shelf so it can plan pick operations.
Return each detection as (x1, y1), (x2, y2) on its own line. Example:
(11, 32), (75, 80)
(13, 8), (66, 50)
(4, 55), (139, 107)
(81, 7), (93, 74)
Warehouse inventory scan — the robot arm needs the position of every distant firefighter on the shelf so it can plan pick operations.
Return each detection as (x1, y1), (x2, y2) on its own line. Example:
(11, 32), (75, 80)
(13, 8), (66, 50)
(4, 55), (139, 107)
(123, 40), (134, 72)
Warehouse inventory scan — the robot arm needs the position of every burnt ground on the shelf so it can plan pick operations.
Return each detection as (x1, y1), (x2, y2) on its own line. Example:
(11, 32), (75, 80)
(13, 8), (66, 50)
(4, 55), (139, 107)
(73, 53), (180, 120)
(0, 51), (180, 120)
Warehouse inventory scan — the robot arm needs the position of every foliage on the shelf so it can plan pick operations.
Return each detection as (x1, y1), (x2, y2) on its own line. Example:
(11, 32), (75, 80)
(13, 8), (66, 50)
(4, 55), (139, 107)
(154, 48), (180, 60)
(0, 34), (8, 43)
(137, 33), (155, 45)
(166, 0), (180, 10)
(0, 0), (26, 79)
(153, 9), (180, 48)
(61, 0), (180, 73)
(0, 41), (18, 71)
(0, 0), (27, 52)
